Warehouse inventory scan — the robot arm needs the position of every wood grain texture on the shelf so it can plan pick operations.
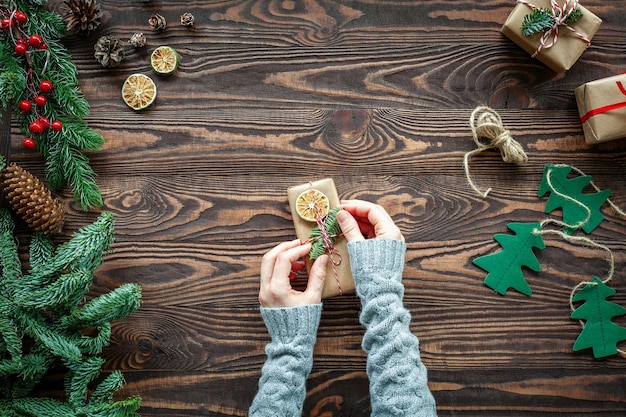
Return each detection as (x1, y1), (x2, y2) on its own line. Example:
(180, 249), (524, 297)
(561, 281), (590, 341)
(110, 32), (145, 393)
(7, 0), (626, 415)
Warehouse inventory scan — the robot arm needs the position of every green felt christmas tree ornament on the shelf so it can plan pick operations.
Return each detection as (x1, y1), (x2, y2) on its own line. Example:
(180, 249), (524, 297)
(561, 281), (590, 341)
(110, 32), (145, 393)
(0, 157), (142, 416)
(571, 277), (626, 358)
(473, 222), (545, 296)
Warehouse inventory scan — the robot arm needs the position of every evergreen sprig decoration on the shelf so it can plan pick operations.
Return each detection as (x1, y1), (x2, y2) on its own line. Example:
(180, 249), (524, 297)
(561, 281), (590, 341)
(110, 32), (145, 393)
(308, 207), (342, 260)
(521, 7), (583, 36)
(0, 0), (103, 210)
(0, 157), (142, 416)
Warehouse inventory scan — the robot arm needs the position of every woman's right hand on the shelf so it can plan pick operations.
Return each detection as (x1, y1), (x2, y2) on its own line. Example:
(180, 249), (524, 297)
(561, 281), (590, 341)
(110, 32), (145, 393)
(338, 200), (404, 243)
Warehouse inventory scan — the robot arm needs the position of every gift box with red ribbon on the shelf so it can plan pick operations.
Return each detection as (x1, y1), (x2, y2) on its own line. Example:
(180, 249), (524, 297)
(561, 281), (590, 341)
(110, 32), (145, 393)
(575, 74), (626, 144)
(501, 0), (602, 73)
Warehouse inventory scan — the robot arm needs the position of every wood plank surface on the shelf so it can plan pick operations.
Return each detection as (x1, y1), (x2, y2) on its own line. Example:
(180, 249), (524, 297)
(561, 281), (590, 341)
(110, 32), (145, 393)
(6, 0), (626, 415)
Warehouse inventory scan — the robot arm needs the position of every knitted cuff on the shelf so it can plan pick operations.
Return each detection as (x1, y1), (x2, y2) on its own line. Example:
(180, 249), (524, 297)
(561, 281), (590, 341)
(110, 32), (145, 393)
(260, 304), (322, 344)
(347, 238), (406, 300)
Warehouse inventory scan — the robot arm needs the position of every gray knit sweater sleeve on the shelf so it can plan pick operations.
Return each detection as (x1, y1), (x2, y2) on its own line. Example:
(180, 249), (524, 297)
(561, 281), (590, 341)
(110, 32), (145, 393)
(348, 238), (437, 417)
(249, 303), (321, 417)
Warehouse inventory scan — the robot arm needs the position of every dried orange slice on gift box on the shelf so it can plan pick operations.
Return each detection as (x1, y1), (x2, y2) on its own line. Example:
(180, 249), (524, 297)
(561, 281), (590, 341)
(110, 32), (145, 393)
(122, 73), (157, 110)
(150, 46), (179, 75)
(295, 189), (329, 222)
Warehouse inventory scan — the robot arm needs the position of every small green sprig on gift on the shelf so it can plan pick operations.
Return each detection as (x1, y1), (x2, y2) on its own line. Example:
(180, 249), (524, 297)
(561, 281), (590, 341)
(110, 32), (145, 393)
(521, 7), (583, 36)
(308, 207), (342, 260)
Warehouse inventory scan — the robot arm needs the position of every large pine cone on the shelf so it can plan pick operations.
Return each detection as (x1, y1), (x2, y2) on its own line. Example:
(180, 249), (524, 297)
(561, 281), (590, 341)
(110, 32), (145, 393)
(62, 0), (103, 37)
(1, 163), (65, 235)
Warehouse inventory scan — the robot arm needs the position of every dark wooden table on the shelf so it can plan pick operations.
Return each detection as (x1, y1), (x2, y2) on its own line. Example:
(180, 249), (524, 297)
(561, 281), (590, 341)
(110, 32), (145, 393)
(7, 0), (626, 415)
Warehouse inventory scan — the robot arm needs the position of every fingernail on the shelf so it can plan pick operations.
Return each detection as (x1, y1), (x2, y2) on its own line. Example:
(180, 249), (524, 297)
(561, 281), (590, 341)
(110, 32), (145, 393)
(337, 210), (348, 223)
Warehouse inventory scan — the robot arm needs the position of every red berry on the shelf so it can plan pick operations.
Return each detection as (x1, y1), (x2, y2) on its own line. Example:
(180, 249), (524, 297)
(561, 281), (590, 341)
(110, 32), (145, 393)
(39, 80), (53, 93)
(29, 34), (44, 48)
(1, 18), (12, 31)
(23, 137), (35, 149)
(13, 11), (27, 25)
(34, 95), (46, 107)
(39, 41), (47, 50)
(51, 120), (63, 131)
(14, 43), (27, 55)
(39, 117), (50, 129)
(18, 100), (32, 113)
(29, 121), (44, 135)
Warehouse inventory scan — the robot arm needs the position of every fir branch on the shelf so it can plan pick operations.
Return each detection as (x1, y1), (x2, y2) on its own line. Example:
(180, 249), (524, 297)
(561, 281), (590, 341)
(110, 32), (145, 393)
(0, 209), (22, 287)
(1, 0), (103, 210)
(79, 395), (142, 417)
(19, 314), (82, 362)
(66, 322), (111, 356)
(88, 370), (126, 406)
(15, 268), (92, 310)
(28, 233), (54, 271)
(0, 301), (22, 360)
(65, 356), (106, 408)
(61, 283), (142, 329)
(13, 397), (74, 417)
(521, 7), (584, 36)
(308, 207), (342, 260)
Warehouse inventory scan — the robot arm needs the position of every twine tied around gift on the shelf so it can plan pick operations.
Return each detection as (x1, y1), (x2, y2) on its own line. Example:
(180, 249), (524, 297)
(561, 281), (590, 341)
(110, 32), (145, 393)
(580, 81), (626, 123)
(518, 0), (591, 58)
(307, 183), (343, 294)
(463, 106), (528, 198)
(533, 165), (626, 355)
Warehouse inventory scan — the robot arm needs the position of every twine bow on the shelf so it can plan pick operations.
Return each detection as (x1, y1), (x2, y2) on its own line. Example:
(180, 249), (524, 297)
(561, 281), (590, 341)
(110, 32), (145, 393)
(463, 106), (528, 198)
(518, 0), (591, 58)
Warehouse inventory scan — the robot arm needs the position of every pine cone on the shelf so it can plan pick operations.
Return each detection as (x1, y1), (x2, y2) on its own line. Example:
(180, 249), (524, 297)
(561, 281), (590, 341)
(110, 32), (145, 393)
(180, 13), (194, 27)
(149, 14), (166, 31)
(1, 163), (65, 236)
(94, 35), (125, 67)
(129, 32), (146, 48)
(62, 0), (103, 37)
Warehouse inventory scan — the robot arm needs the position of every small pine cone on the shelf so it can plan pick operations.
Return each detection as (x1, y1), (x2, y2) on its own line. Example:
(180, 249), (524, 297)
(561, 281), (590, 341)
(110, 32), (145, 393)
(129, 32), (146, 48)
(149, 14), (166, 30)
(1, 163), (65, 235)
(62, 0), (103, 37)
(180, 13), (194, 27)
(94, 35), (125, 67)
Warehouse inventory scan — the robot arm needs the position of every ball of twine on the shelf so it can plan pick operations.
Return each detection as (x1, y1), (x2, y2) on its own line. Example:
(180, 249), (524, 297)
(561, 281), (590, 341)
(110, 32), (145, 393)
(464, 106), (528, 198)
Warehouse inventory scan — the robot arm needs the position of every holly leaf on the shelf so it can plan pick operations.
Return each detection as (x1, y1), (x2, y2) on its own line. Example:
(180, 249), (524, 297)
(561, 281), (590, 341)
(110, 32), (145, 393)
(474, 222), (545, 296)
(571, 277), (626, 358)
(538, 165), (611, 234)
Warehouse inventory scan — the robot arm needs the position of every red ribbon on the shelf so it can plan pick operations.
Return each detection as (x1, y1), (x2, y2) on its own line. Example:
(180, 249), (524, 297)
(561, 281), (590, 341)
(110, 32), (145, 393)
(580, 81), (626, 124)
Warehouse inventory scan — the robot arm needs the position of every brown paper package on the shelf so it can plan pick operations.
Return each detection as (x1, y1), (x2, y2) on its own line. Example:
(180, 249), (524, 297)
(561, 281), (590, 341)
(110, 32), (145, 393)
(575, 74), (626, 144)
(288, 178), (354, 298)
(501, 0), (601, 73)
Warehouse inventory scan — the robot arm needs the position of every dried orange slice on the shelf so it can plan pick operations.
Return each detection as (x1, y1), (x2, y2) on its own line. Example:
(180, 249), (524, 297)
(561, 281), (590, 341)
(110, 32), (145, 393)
(295, 189), (329, 222)
(150, 46), (179, 75)
(122, 73), (156, 110)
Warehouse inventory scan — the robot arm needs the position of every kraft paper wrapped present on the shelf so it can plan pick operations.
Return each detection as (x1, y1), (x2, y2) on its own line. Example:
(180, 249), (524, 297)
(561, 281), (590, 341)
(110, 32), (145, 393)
(501, 0), (602, 73)
(575, 74), (626, 144)
(288, 178), (353, 298)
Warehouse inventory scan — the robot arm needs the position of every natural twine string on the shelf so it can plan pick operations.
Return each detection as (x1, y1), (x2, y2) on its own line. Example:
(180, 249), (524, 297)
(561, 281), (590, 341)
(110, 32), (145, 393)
(536, 166), (626, 356)
(464, 106), (528, 198)
(308, 183), (343, 295)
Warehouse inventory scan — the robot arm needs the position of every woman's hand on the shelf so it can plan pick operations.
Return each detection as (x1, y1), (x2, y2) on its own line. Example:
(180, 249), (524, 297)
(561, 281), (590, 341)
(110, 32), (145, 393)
(338, 200), (404, 242)
(259, 239), (328, 308)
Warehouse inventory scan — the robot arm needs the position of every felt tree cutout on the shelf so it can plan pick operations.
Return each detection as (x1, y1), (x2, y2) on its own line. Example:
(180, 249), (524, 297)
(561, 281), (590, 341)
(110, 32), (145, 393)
(570, 277), (626, 358)
(0, 205), (142, 416)
(538, 164), (611, 235)
(473, 222), (545, 296)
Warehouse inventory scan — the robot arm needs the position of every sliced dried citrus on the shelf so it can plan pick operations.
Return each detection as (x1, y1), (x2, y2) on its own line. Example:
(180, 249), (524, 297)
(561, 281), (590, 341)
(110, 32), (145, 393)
(122, 73), (156, 110)
(150, 46), (179, 75)
(295, 189), (329, 222)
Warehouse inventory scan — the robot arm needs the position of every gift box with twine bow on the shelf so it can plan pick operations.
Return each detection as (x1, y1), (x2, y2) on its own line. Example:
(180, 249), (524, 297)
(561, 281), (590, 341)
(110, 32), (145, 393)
(288, 178), (354, 298)
(501, 0), (601, 73)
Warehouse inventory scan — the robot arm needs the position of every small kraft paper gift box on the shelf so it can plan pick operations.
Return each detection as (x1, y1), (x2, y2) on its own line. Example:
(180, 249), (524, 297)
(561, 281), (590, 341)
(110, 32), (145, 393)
(575, 74), (626, 144)
(501, 0), (602, 73)
(288, 178), (353, 298)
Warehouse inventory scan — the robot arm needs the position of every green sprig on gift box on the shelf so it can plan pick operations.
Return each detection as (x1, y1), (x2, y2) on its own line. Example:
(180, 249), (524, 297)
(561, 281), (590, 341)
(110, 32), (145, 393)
(521, 7), (583, 36)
